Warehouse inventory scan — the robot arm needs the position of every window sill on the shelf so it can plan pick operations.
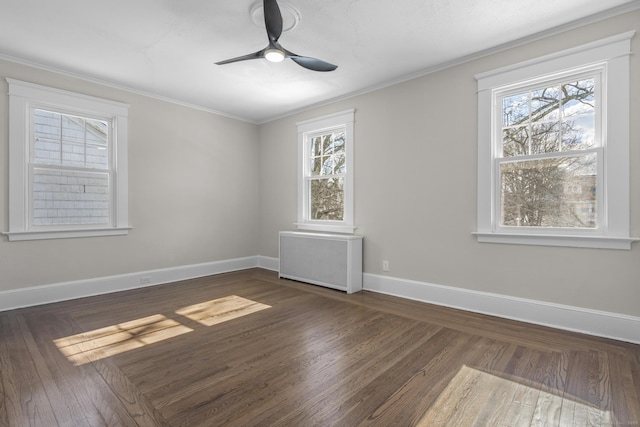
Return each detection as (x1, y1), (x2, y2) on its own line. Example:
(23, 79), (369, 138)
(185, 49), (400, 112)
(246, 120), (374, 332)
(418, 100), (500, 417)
(473, 232), (639, 250)
(295, 222), (356, 234)
(3, 227), (132, 241)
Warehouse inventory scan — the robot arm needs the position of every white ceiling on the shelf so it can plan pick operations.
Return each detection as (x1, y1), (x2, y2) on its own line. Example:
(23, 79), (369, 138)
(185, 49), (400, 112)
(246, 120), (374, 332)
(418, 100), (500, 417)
(1, 0), (638, 123)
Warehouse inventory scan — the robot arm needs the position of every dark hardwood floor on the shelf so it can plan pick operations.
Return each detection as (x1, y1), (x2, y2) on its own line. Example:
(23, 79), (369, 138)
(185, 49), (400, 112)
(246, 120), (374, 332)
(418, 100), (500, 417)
(1, 268), (639, 426)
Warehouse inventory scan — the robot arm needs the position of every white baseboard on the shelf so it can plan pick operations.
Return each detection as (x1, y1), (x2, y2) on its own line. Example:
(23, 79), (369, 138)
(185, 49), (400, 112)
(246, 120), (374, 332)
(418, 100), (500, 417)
(257, 255), (279, 271)
(3, 259), (638, 345)
(364, 273), (640, 345)
(0, 256), (260, 312)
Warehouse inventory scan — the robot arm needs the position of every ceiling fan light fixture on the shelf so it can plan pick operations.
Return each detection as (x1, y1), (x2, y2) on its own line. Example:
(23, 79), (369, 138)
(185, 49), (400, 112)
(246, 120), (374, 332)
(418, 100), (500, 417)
(265, 48), (285, 63)
(215, 0), (337, 72)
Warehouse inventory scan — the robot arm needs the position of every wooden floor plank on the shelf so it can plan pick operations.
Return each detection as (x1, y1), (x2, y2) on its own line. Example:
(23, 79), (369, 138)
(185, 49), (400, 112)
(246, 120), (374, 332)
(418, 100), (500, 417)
(397, 337), (515, 427)
(339, 331), (487, 426)
(24, 311), (144, 427)
(470, 346), (543, 426)
(161, 301), (391, 425)
(193, 312), (436, 427)
(154, 295), (354, 395)
(122, 292), (315, 388)
(527, 350), (566, 426)
(90, 358), (170, 427)
(238, 317), (442, 427)
(491, 348), (551, 426)
(608, 351), (640, 424)
(0, 315), (59, 426)
(15, 314), (90, 427)
(1, 268), (639, 426)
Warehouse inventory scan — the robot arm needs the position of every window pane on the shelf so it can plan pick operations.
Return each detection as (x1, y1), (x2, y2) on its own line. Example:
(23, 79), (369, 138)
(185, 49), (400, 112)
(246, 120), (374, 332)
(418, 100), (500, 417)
(503, 93), (529, 126)
(86, 145), (109, 169)
(561, 79), (596, 150)
(310, 177), (344, 221)
(310, 136), (322, 157)
(325, 131), (345, 155)
(321, 156), (334, 175)
(333, 154), (346, 174)
(500, 153), (597, 228)
(85, 118), (109, 146)
(531, 122), (560, 154)
(32, 168), (110, 226)
(562, 79), (595, 117)
(562, 115), (595, 150)
(531, 86), (561, 122)
(503, 127), (529, 157)
(34, 110), (62, 165)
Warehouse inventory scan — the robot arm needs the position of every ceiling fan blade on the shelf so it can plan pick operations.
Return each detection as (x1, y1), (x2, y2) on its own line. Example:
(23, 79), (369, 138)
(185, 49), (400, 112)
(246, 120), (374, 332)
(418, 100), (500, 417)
(263, 0), (283, 42)
(215, 50), (265, 65)
(287, 53), (338, 72)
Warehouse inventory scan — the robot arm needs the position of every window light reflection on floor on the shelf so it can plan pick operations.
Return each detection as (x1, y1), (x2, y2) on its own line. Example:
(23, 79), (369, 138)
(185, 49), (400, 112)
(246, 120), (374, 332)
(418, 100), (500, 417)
(54, 314), (193, 366)
(54, 296), (271, 365)
(416, 365), (614, 426)
(175, 295), (271, 327)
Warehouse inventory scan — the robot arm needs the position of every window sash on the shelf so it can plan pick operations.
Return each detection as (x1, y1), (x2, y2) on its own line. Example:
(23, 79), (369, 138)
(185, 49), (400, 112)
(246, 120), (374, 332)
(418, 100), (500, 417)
(493, 148), (603, 233)
(27, 106), (116, 231)
(303, 127), (347, 223)
(495, 71), (602, 158)
(306, 176), (345, 221)
(28, 165), (114, 230)
(31, 108), (111, 170)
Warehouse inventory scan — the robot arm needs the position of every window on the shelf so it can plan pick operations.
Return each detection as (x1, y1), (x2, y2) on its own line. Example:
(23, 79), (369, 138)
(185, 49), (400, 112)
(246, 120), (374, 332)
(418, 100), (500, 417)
(296, 109), (355, 234)
(4, 79), (130, 241)
(499, 75), (599, 229)
(475, 32), (637, 249)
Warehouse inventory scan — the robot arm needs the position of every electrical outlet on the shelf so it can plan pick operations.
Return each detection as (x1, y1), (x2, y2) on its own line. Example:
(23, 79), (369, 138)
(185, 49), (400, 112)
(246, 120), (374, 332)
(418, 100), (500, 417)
(382, 260), (389, 272)
(140, 276), (152, 285)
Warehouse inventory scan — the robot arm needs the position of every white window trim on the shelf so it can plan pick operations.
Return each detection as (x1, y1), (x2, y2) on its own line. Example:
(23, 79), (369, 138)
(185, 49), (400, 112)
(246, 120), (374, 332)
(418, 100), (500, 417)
(296, 109), (355, 234)
(3, 79), (131, 241)
(474, 31), (638, 250)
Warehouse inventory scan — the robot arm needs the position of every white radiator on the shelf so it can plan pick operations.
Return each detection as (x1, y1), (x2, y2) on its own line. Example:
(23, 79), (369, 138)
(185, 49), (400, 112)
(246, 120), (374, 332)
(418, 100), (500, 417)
(279, 231), (363, 294)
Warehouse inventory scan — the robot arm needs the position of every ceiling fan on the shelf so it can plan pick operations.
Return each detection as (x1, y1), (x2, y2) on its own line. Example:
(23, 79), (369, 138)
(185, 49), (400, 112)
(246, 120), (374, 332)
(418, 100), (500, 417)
(215, 0), (337, 72)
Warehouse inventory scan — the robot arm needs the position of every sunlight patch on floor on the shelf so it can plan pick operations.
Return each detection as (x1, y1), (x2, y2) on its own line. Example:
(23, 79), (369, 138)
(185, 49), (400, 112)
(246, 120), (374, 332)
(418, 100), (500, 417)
(54, 314), (193, 366)
(417, 365), (614, 426)
(54, 296), (271, 365)
(175, 295), (271, 327)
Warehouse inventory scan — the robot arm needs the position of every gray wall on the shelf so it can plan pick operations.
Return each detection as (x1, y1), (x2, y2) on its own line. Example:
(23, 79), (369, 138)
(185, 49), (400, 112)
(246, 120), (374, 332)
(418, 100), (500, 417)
(0, 60), (260, 290)
(258, 10), (640, 317)
(1, 9), (638, 319)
